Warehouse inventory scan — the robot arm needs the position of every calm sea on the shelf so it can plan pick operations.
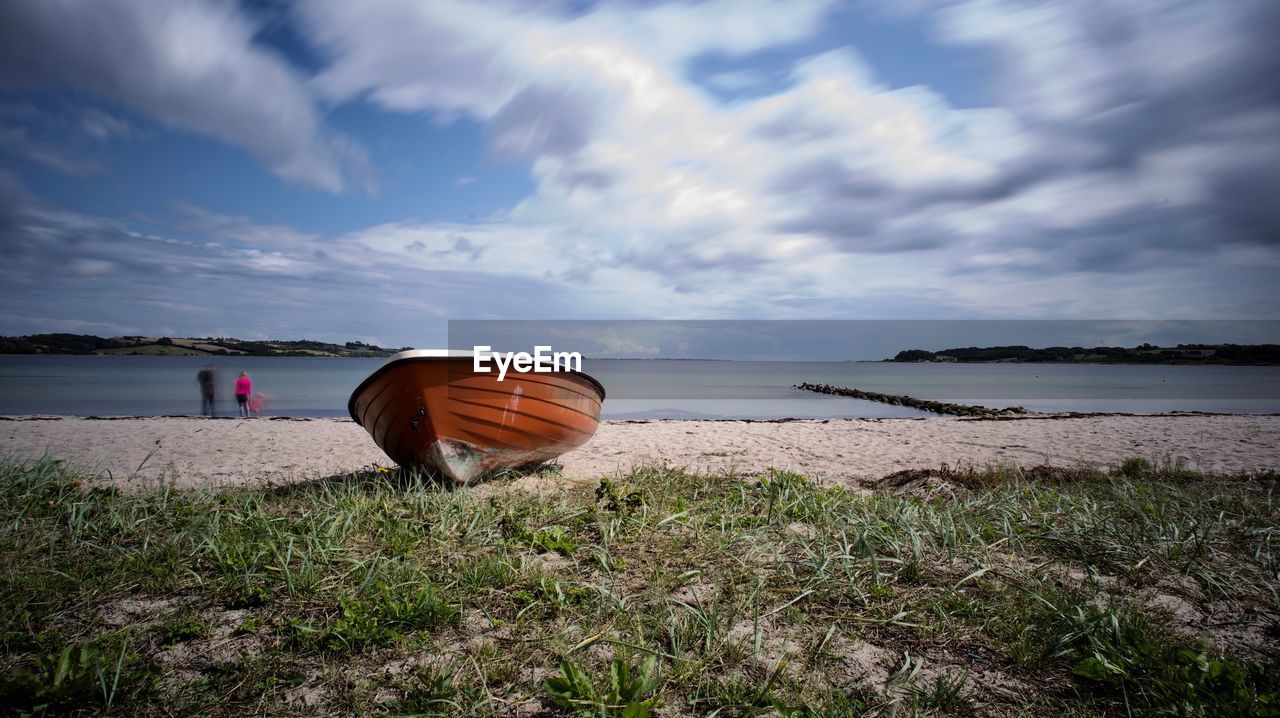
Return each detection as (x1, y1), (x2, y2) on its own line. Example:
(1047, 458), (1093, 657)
(0, 356), (1278, 419)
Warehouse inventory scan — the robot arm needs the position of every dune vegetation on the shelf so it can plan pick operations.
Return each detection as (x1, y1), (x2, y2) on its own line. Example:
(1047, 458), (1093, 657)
(0, 458), (1276, 716)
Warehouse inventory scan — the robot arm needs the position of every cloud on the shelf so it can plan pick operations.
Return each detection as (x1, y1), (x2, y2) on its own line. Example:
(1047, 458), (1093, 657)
(0, 0), (364, 191)
(3, 0), (1278, 333)
(293, 2), (1015, 303)
(294, 0), (1275, 319)
(0, 103), (140, 176)
(0, 125), (103, 176)
(0, 176), (618, 340)
(488, 83), (600, 159)
(300, 0), (832, 112)
(79, 109), (136, 141)
(922, 0), (1280, 260)
(170, 202), (322, 253)
(0, 310), (138, 336)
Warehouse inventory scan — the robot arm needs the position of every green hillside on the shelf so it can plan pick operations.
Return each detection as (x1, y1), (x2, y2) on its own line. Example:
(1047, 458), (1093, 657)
(889, 343), (1280, 365)
(0, 334), (408, 358)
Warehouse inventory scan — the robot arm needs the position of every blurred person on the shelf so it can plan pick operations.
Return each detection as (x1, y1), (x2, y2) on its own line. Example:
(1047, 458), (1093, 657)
(235, 371), (252, 417)
(248, 392), (271, 417)
(197, 364), (218, 417)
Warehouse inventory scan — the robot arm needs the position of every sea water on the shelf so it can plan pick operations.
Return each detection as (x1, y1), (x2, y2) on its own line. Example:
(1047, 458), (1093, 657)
(0, 355), (1277, 419)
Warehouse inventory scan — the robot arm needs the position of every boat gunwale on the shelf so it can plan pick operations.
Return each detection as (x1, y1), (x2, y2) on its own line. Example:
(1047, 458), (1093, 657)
(347, 351), (607, 425)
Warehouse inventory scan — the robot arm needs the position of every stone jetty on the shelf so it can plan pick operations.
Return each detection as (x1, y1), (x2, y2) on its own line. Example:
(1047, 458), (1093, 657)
(795, 382), (1030, 417)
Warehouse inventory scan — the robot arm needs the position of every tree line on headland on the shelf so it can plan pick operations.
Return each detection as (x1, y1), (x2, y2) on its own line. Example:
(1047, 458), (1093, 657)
(0, 333), (407, 358)
(888, 343), (1280, 365)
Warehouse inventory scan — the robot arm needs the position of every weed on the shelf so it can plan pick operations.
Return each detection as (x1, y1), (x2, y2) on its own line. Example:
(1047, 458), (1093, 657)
(544, 655), (661, 716)
(1050, 605), (1280, 715)
(908, 670), (970, 714)
(596, 478), (645, 515)
(161, 617), (206, 646)
(317, 583), (459, 653)
(224, 583), (270, 609)
(0, 639), (144, 715)
(386, 664), (464, 717)
(523, 526), (580, 556)
(1119, 457), (1154, 479)
(233, 616), (265, 635)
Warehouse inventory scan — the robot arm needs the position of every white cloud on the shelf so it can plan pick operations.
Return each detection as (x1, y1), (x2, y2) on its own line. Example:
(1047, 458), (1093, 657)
(282, 0), (1280, 320)
(79, 109), (136, 141)
(300, 0), (833, 113)
(935, 0), (1262, 124)
(0, 0), (363, 191)
(292, 3), (971, 284)
(0, 125), (103, 177)
(171, 202), (322, 253)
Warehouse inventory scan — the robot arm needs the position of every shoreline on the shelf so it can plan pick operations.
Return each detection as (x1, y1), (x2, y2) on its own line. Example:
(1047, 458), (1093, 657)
(4, 408), (1280, 421)
(2, 414), (1277, 491)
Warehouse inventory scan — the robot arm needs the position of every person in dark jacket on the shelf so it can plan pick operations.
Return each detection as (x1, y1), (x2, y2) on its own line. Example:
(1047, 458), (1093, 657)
(197, 364), (218, 417)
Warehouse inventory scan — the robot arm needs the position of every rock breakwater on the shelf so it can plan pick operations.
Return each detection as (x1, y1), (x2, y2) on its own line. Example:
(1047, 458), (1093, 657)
(795, 383), (1030, 417)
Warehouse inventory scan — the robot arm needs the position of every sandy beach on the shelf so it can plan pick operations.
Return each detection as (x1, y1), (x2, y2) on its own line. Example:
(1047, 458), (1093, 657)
(2, 414), (1277, 489)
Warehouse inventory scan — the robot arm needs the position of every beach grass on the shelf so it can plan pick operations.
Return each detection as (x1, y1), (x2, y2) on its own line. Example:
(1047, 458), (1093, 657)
(0, 458), (1277, 716)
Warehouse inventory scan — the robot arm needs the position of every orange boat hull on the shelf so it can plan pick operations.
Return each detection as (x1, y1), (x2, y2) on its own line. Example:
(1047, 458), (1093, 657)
(349, 351), (605, 484)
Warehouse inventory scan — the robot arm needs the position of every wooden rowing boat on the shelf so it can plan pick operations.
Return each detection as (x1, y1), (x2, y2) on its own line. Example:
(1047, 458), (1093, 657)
(349, 350), (605, 484)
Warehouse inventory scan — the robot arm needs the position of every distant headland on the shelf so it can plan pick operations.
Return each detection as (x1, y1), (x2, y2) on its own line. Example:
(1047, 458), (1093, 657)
(0, 333), (407, 358)
(887, 343), (1280, 365)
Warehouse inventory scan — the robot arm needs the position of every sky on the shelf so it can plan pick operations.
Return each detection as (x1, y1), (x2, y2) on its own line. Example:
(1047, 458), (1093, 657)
(450, 320), (1280, 360)
(0, 0), (1277, 349)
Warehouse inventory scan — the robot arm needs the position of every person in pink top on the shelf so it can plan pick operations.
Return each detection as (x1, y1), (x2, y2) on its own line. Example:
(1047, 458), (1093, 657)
(234, 371), (252, 417)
